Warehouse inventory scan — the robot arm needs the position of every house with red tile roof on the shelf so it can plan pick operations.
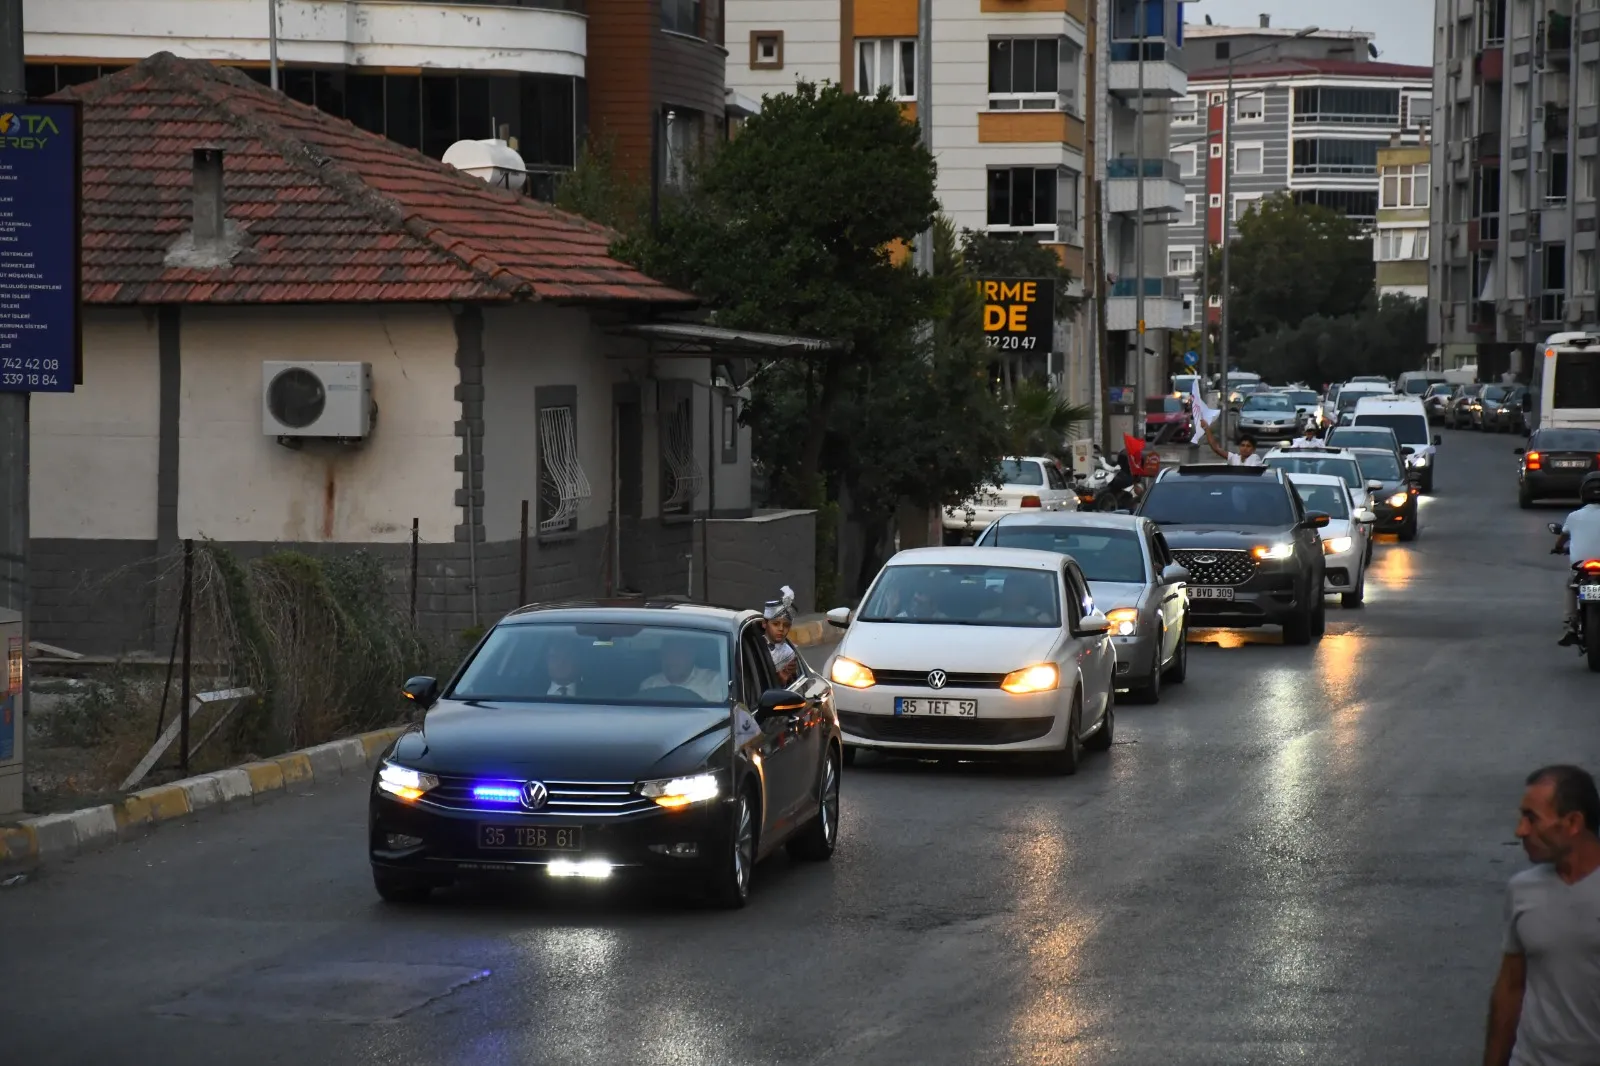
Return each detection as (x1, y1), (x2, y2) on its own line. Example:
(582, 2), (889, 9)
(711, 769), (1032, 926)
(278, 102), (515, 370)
(28, 53), (817, 654)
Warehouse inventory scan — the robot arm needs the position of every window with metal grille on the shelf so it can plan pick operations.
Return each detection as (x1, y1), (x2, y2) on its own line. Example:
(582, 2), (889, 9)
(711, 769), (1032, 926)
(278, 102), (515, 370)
(537, 405), (592, 536)
(661, 394), (703, 514)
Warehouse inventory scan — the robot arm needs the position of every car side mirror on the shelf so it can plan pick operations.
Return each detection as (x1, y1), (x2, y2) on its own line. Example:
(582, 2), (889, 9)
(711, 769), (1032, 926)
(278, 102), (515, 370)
(1078, 610), (1111, 636)
(403, 675), (440, 709)
(1355, 509), (1377, 523)
(1301, 511), (1331, 529)
(826, 606), (852, 629)
(1367, 479), (1384, 491)
(1401, 445), (1416, 455)
(1159, 562), (1190, 585)
(1514, 447), (1526, 456)
(1549, 522), (1565, 535)
(1432, 434), (1443, 446)
(758, 687), (807, 716)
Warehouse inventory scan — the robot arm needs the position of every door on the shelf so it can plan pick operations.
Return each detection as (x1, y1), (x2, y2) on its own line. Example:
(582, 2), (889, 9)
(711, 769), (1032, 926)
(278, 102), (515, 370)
(1062, 563), (1112, 728)
(1149, 527), (1185, 666)
(739, 624), (816, 833)
(1043, 461), (1075, 511)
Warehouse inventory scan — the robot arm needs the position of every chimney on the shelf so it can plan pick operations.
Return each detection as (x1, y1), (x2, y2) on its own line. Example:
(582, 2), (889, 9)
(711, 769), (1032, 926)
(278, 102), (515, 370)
(1259, 13), (1270, 28)
(192, 146), (226, 245)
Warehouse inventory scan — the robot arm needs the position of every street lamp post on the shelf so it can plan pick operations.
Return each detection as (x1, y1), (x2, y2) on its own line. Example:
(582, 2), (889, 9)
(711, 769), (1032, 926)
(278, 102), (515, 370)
(1133, 0), (1147, 440)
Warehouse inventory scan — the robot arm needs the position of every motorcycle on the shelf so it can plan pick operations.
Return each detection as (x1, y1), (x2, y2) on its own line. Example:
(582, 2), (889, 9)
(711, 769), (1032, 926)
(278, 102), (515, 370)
(1074, 451), (1121, 510)
(1550, 521), (1600, 672)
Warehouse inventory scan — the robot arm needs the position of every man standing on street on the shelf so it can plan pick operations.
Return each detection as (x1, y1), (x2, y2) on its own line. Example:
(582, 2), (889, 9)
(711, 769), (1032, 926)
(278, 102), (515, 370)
(1484, 765), (1600, 1066)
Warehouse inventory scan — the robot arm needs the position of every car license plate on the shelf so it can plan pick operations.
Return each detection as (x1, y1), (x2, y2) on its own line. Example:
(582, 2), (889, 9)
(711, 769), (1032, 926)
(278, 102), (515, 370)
(1579, 585), (1600, 603)
(478, 824), (583, 851)
(983, 495), (1004, 507)
(1190, 586), (1235, 601)
(1554, 459), (1590, 468)
(895, 698), (978, 717)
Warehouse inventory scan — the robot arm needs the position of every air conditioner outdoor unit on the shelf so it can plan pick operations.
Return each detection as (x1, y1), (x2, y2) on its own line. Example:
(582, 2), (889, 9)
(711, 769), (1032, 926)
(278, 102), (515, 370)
(262, 361), (374, 440)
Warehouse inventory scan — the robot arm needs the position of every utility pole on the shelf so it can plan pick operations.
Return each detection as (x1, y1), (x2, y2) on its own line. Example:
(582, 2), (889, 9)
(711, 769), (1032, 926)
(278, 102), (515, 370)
(1133, 0), (1147, 440)
(269, 0), (280, 90)
(0, 0), (27, 816)
(914, 0), (933, 274)
(1198, 94), (1213, 391)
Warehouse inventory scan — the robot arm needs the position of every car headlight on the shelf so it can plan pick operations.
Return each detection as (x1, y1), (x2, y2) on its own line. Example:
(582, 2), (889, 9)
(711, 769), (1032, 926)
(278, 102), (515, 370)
(1105, 608), (1139, 636)
(830, 656), (876, 689)
(1387, 492), (1410, 508)
(1410, 455), (1430, 467)
(1001, 663), (1059, 694)
(638, 772), (721, 809)
(1323, 536), (1353, 555)
(378, 760), (439, 802)
(1251, 542), (1294, 561)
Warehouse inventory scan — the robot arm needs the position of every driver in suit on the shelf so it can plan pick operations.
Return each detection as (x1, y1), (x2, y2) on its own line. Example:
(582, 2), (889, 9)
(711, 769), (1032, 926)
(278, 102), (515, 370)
(545, 638), (586, 697)
(639, 636), (726, 702)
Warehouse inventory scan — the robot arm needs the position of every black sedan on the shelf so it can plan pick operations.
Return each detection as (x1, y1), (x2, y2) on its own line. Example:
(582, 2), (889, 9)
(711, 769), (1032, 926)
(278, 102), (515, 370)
(1517, 428), (1600, 507)
(1348, 447), (1420, 541)
(370, 602), (842, 909)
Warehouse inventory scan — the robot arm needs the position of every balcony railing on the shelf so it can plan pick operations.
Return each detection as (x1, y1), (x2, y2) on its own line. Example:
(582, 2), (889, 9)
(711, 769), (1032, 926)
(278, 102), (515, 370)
(1109, 41), (1176, 63)
(1475, 130), (1503, 158)
(1106, 157), (1182, 180)
(1109, 277), (1182, 299)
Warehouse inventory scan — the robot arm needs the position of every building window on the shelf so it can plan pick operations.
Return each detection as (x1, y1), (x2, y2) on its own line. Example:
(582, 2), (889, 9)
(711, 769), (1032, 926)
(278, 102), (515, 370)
(1292, 138), (1381, 175)
(1585, 61), (1600, 107)
(1235, 92), (1265, 123)
(1380, 163), (1431, 208)
(1183, 195), (1198, 226)
(750, 31), (784, 69)
(1168, 247), (1196, 276)
(1548, 151), (1570, 206)
(1181, 294), (1197, 324)
(1292, 87), (1401, 125)
(1208, 193), (1222, 208)
(989, 38), (1075, 111)
(1510, 169), (1528, 212)
(1401, 94), (1433, 131)
(1209, 142), (1223, 158)
(1172, 96), (1198, 126)
(1542, 242), (1568, 322)
(536, 399), (592, 537)
(663, 0), (703, 35)
(1233, 142), (1264, 176)
(1172, 146), (1196, 178)
(1376, 228), (1429, 261)
(858, 38), (917, 100)
(1291, 188), (1379, 222)
(660, 388), (703, 515)
(987, 167), (1059, 228)
(663, 108), (705, 189)
(1232, 193), (1263, 221)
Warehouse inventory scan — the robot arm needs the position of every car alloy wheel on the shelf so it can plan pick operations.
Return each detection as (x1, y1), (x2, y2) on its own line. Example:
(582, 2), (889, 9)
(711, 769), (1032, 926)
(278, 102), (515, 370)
(708, 791), (756, 908)
(787, 751), (840, 862)
(1162, 625), (1188, 684)
(1043, 699), (1083, 776)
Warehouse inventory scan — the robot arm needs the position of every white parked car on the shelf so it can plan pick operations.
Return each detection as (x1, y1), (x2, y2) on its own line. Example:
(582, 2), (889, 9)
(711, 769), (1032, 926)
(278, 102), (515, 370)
(1285, 472), (1376, 607)
(825, 547), (1116, 774)
(942, 456), (1078, 544)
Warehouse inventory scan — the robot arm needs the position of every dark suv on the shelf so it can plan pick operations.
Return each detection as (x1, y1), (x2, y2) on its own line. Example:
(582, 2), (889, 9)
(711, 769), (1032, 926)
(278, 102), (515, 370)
(1136, 465), (1330, 644)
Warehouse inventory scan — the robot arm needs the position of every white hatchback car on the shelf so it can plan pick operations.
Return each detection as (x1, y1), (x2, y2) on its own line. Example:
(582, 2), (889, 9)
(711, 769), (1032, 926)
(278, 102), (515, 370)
(942, 457), (1078, 544)
(825, 547), (1117, 774)
(1285, 472), (1376, 608)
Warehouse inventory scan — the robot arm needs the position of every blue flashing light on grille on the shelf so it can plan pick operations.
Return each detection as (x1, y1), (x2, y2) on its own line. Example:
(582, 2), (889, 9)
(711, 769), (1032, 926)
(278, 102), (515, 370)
(472, 784), (523, 803)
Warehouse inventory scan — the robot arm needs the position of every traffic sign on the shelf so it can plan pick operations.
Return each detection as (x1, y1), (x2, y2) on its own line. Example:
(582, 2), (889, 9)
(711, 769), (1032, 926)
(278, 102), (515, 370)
(1183, 351), (1198, 367)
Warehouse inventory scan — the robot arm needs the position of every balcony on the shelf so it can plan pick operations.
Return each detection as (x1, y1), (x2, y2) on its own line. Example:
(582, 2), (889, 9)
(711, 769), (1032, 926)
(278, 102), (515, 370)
(1547, 12), (1573, 65)
(1477, 46), (1505, 83)
(1105, 158), (1185, 216)
(1475, 130), (1503, 160)
(1107, 40), (1187, 99)
(1106, 277), (1184, 331)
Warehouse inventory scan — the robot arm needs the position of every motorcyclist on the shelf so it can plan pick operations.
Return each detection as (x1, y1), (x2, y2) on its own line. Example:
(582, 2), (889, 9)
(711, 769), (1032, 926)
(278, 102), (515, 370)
(1556, 472), (1600, 647)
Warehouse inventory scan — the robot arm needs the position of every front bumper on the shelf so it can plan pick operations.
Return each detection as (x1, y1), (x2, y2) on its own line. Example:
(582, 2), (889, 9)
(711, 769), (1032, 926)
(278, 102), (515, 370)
(369, 789), (732, 879)
(1112, 632), (1159, 682)
(1372, 496), (1418, 531)
(1321, 545), (1361, 591)
(1237, 422), (1299, 440)
(836, 685), (1070, 754)
(1187, 566), (1305, 628)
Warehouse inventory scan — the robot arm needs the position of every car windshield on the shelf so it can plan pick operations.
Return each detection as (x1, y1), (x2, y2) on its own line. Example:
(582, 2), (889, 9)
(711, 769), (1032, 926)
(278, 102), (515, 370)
(1355, 451), (1403, 480)
(1534, 429), (1600, 450)
(1481, 385), (1509, 402)
(1286, 390), (1319, 404)
(1139, 480), (1294, 526)
(998, 459), (1044, 486)
(1338, 391), (1381, 410)
(858, 565), (1061, 627)
(1402, 378), (1440, 395)
(1243, 395), (1295, 411)
(984, 525), (1147, 583)
(1290, 481), (1350, 518)
(1327, 428), (1395, 450)
(1265, 455), (1362, 489)
(1353, 413), (1429, 445)
(450, 623), (731, 705)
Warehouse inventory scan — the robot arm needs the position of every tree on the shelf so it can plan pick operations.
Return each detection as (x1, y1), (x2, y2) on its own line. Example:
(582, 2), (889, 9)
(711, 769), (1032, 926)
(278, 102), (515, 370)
(1239, 294), (1429, 384)
(553, 137), (648, 234)
(1213, 193), (1374, 348)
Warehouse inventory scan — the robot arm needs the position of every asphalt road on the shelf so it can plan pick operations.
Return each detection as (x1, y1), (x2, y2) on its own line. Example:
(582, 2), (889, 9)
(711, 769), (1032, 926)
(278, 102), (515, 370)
(2, 426), (1594, 1066)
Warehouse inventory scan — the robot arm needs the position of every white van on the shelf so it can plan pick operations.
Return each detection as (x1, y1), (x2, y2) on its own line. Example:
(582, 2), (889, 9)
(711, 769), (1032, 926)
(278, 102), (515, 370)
(1352, 394), (1442, 493)
(1397, 371), (1448, 397)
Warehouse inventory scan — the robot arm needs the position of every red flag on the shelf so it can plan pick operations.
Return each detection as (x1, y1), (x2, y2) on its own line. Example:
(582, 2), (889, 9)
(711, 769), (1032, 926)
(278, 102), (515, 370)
(1123, 434), (1156, 476)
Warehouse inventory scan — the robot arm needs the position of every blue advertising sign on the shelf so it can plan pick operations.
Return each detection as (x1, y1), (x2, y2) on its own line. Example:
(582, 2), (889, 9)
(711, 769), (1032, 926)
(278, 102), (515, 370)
(1183, 350), (1198, 367)
(0, 100), (81, 394)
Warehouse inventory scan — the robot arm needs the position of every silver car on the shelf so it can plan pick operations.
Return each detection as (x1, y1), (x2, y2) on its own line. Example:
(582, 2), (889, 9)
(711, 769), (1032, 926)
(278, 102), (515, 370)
(1235, 392), (1305, 441)
(975, 512), (1190, 704)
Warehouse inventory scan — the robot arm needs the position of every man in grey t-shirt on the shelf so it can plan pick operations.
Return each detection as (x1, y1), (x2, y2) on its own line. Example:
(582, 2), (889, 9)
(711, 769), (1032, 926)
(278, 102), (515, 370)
(1484, 765), (1600, 1066)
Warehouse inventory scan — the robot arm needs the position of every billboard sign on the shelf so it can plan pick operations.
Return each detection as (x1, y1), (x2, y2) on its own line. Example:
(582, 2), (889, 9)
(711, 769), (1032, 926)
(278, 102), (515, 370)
(979, 279), (1054, 353)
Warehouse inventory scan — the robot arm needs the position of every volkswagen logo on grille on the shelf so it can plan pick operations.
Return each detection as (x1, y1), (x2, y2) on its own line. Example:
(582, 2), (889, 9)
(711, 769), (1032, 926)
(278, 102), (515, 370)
(927, 670), (949, 689)
(519, 781), (549, 810)
(1194, 554), (1218, 565)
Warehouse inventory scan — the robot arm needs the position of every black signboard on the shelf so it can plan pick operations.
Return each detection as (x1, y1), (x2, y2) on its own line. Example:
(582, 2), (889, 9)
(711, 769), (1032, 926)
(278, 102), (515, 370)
(979, 278), (1054, 353)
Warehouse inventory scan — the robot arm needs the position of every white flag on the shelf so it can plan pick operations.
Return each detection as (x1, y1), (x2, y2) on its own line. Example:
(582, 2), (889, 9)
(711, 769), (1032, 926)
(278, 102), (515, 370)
(1189, 377), (1219, 445)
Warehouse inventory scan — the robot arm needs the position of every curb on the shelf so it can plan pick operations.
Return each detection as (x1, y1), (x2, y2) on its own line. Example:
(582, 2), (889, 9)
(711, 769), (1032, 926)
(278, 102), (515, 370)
(0, 725), (409, 872)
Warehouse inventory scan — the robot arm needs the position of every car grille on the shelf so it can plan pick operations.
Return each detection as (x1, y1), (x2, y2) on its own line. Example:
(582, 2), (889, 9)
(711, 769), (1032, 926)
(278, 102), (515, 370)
(840, 712), (1055, 746)
(870, 669), (1008, 689)
(422, 777), (653, 818)
(1172, 549), (1257, 586)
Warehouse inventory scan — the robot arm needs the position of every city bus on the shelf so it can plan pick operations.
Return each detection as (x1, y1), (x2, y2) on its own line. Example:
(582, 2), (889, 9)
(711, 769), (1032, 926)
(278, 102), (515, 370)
(1540, 333), (1600, 430)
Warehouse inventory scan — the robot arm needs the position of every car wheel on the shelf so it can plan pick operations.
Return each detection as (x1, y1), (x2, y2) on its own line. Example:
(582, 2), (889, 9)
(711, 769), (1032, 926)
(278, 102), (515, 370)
(1422, 470), (1435, 494)
(1519, 484), (1535, 509)
(1399, 515), (1418, 542)
(1283, 599), (1315, 645)
(787, 749), (841, 862)
(1129, 650), (1162, 704)
(1085, 689), (1115, 752)
(705, 788), (757, 909)
(1311, 590), (1327, 637)
(372, 867), (437, 904)
(1162, 625), (1189, 684)
(1042, 698), (1084, 776)
(1341, 570), (1365, 609)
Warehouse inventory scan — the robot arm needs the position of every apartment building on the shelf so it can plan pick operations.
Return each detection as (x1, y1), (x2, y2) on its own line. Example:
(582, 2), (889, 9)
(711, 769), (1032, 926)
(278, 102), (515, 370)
(1430, 0), (1597, 380)
(727, 0), (1186, 415)
(1376, 139), (1433, 299)
(22, 0), (737, 198)
(1167, 20), (1431, 332)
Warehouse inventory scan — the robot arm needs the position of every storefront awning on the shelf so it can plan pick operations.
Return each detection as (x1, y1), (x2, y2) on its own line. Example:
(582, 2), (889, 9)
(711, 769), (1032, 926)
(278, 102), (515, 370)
(608, 321), (846, 357)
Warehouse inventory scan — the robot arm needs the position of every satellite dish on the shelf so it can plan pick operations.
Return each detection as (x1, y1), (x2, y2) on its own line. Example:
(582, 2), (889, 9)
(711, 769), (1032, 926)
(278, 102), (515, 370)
(442, 138), (528, 192)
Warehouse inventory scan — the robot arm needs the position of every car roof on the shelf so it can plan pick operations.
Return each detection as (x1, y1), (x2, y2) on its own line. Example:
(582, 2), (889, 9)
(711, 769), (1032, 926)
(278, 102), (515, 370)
(1353, 395), (1425, 410)
(501, 600), (755, 630)
(1264, 446), (1359, 458)
(989, 511), (1149, 532)
(885, 546), (1070, 571)
(1283, 472), (1348, 488)
(1166, 463), (1285, 481)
